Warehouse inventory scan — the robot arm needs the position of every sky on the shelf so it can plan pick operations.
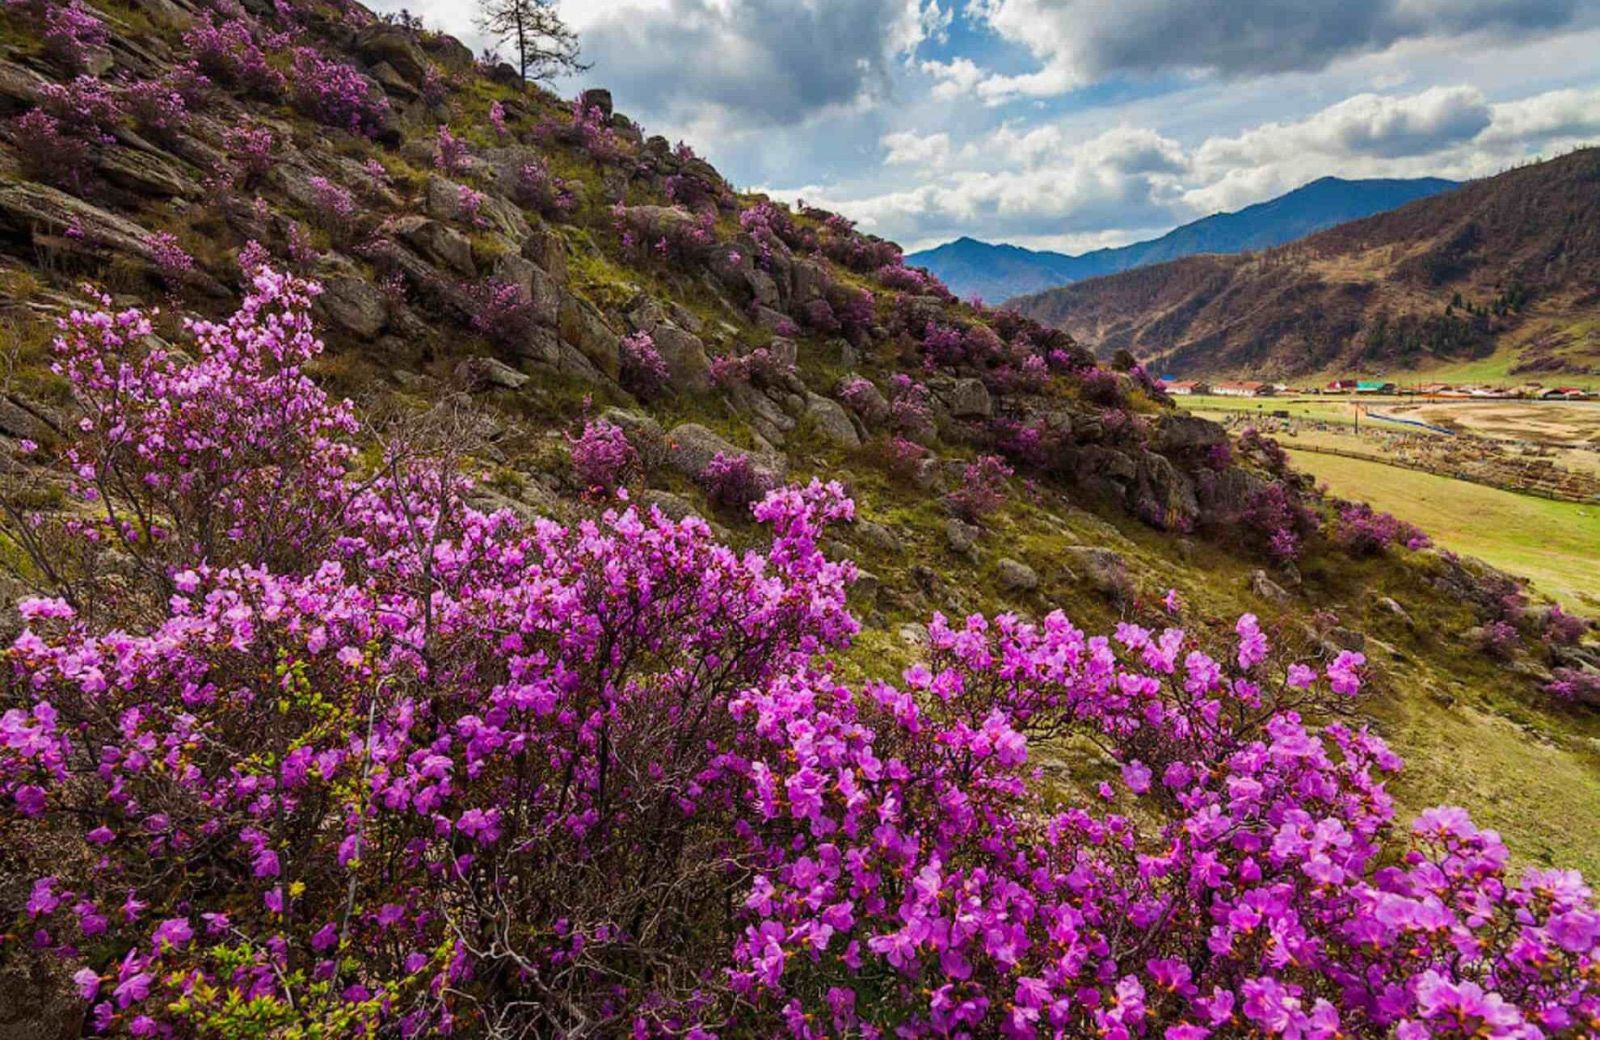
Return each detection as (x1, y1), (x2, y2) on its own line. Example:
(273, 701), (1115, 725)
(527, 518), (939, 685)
(368, 0), (1600, 254)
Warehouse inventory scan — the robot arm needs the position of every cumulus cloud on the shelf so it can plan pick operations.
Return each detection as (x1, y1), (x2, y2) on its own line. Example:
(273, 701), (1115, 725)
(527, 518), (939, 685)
(967, 0), (1583, 100)
(566, 0), (946, 128)
(803, 81), (1600, 250)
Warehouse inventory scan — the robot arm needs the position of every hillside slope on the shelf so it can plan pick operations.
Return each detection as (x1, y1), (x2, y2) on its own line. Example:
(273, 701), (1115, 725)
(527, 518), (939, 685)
(1009, 149), (1600, 379)
(0, 0), (1596, 1033)
(907, 176), (1458, 302)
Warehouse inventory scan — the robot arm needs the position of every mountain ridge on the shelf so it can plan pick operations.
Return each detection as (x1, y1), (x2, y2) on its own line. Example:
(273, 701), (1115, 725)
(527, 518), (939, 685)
(1005, 148), (1600, 380)
(907, 175), (1459, 303)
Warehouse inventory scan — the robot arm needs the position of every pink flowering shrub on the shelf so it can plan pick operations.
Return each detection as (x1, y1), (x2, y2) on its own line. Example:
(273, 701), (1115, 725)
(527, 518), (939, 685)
(1333, 501), (1431, 556)
(183, 16), (284, 96)
(568, 418), (636, 492)
(144, 230), (194, 286)
(886, 372), (934, 441)
(3, 268), (1597, 1037)
(946, 452), (1013, 522)
(290, 47), (390, 137)
(124, 77), (191, 137)
(564, 97), (620, 161)
(9, 110), (91, 189)
(433, 124), (470, 175)
(879, 433), (928, 482)
(35, 75), (123, 137)
(223, 123), (274, 187)
(456, 185), (488, 228)
(619, 330), (671, 400)
(709, 346), (795, 392)
(700, 451), (776, 512)
(4, 0), (108, 70)
(1547, 667), (1600, 704)
(511, 158), (576, 219)
(464, 277), (538, 351)
(1239, 481), (1320, 563)
(306, 175), (357, 230)
(487, 99), (509, 139)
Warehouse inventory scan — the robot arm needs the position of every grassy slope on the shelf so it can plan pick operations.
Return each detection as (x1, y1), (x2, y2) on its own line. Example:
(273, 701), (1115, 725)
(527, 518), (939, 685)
(1286, 448), (1600, 612)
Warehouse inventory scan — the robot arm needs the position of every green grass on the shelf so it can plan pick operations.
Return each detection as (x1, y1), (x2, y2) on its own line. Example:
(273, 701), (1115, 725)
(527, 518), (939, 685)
(1287, 448), (1600, 611)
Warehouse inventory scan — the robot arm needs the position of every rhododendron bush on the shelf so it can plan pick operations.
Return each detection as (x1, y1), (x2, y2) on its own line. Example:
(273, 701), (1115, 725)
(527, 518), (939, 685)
(2, 270), (1597, 1037)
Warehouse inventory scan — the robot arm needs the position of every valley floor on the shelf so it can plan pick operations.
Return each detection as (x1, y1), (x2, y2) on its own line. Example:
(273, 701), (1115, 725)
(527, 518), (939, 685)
(1285, 447), (1600, 612)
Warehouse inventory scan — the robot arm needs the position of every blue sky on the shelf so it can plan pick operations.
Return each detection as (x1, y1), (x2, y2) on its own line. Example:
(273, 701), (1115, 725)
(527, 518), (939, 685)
(370, 0), (1600, 253)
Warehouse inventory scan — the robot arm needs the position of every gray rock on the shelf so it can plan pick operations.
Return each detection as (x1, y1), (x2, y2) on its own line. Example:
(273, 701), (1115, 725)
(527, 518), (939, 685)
(650, 323), (711, 394)
(854, 520), (901, 554)
(1327, 627), (1366, 652)
(1249, 569), (1292, 604)
(317, 275), (389, 338)
(0, 396), (58, 443)
(580, 87), (614, 118)
(1134, 451), (1199, 530)
(455, 356), (528, 391)
(1155, 414), (1228, 454)
(355, 24), (431, 84)
(636, 488), (700, 521)
(836, 374), (889, 427)
(938, 377), (992, 419)
(600, 408), (667, 467)
(665, 423), (786, 483)
(491, 253), (560, 325)
(1377, 597), (1414, 626)
(945, 518), (980, 555)
(98, 144), (196, 198)
(804, 392), (861, 449)
(391, 216), (475, 276)
(522, 224), (567, 283)
(557, 296), (621, 378)
(1063, 547), (1131, 600)
(998, 558), (1038, 592)
(421, 32), (476, 72)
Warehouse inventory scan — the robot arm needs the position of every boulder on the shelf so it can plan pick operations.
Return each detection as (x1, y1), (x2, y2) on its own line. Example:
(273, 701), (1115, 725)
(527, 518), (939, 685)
(636, 488), (700, 522)
(355, 25), (430, 85)
(837, 375), (889, 428)
(1133, 451), (1199, 530)
(492, 253), (561, 325)
(390, 216), (475, 276)
(937, 377), (991, 419)
(420, 32), (476, 72)
(0, 396), (58, 443)
(557, 296), (621, 378)
(804, 392), (861, 449)
(854, 520), (901, 554)
(998, 558), (1038, 592)
(649, 323), (711, 394)
(455, 356), (528, 391)
(580, 88), (614, 118)
(1154, 413), (1227, 454)
(665, 423), (786, 483)
(522, 224), (567, 284)
(1249, 569), (1292, 604)
(1063, 546), (1131, 600)
(316, 275), (389, 339)
(945, 518), (979, 555)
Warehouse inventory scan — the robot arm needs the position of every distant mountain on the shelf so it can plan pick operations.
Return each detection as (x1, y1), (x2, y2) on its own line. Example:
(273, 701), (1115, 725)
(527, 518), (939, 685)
(1006, 149), (1600, 380)
(906, 176), (1459, 303)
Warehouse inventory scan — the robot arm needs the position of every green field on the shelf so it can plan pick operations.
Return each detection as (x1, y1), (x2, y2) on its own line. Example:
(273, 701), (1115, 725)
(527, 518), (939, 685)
(1287, 448), (1600, 611)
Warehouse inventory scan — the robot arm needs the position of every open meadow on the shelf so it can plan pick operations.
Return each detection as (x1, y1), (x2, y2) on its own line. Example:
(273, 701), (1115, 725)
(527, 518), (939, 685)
(1286, 448), (1600, 611)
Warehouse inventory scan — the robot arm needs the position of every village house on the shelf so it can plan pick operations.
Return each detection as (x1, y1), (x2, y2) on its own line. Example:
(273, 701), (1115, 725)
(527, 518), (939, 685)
(1160, 379), (1210, 395)
(1213, 381), (1276, 398)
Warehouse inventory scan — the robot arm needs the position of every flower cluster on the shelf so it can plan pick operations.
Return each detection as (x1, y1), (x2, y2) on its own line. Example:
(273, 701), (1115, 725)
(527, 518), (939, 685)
(946, 452), (1014, 522)
(700, 450), (777, 511)
(464, 277), (538, 352)
(183, 16), (284, 96)
(223, 123), (275, 187)
(290, 47), (390, 137)
(1333, 500), (1432, 555)
(709, 346), (795, 391)
(619, 330), (671, 400)
(511, 158), (576, 219)
(568, 418), (637, 492)
(306, 175), (358, 229)
(433, 124), (471, 175)
(144, 230), (194, 286)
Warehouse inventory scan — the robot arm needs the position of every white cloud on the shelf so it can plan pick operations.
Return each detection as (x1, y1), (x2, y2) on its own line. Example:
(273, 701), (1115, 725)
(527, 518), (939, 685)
(963, 0), (1584, 101)
(882, 130), (954, 167)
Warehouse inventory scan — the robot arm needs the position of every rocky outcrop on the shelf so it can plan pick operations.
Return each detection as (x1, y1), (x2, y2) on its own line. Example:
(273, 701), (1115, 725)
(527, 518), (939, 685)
(804, 392), (860, 449)
(665, 423), (786, 483)
(391, 216), (475, 277)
